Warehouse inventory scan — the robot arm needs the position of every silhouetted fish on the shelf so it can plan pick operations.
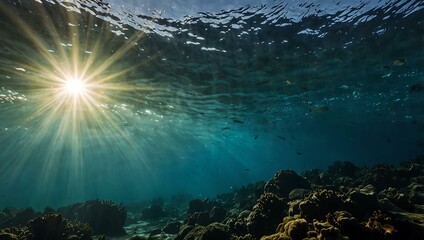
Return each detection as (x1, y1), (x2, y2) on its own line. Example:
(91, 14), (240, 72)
(296, 152), (302, 155)
(245, 168), (250, 171)
(277, 136), (286, 140)
(254, 135), (258, 140)
(221, 127), (231, 130)
(410, 83), (424, 93)
(393, 58), (407, 66)
(233, 119), (244, 124)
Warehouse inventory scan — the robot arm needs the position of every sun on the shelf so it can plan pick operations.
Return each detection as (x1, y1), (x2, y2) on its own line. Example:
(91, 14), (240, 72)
(63, 77), (88, 96)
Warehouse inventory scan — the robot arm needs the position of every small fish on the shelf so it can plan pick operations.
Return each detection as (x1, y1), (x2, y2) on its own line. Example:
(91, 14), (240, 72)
(393, 58), (407, 66)
(245, 168), (250, 171)
(309, 106), (330, 113)
(233, 119), (244, 124)
(277, 136), (286, 140)
(410, 83), (424, 93)
(285, 80), (294, 85)
(221, 127), (231, 130)
(296, 152), (302, 155)
(254, 135), (258, 140)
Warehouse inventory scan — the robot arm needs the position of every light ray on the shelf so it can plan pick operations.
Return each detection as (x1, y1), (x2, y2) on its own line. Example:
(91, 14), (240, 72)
(0, 1), (161, 203)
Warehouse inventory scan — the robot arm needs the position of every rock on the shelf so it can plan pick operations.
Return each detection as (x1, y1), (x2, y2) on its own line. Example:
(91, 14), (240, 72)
(260, 232), (290, 240)
(348, 184), (378, 210)
(297, 190), (351, 221)
(264, 170), (311, 198)
(182, 225), (204, 240)
(327, 161), (359, 179)
(198, 222), (230, 240)
(210, 206), (226, 223)
(57, 199), (126, 236)
(163, 221), (181, 234)
(246, 193), (287, 237)
(149, 228), (161, 237)
(0, 208), (38, 228)
(141, 204), (166, 219)
(288, 188), (311, 200)
(188, 199), (210, 214)
(0, 232), (18, 240)
(280, 218), (308, 240)
(174, 224), (194, 240)
(28, 214), (92, 240)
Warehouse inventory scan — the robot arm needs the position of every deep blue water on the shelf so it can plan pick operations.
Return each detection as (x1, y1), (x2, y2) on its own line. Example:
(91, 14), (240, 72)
(0, 0), (423, 209)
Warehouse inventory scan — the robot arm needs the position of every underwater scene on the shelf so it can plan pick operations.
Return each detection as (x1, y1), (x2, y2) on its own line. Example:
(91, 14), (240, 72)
(0, 0), (423, 239)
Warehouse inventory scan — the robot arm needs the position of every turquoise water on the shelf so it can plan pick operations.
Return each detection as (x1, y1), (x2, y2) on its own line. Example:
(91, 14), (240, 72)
(0, 0), (423, 210)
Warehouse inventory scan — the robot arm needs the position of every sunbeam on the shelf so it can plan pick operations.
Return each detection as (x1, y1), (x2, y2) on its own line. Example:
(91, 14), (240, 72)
(0, 1), (162, 203)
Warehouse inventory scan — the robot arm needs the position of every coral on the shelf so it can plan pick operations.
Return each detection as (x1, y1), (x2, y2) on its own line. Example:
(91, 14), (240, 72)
(162, 221), (181, 234)
(198, 222), (230, 240)
(264, 170), (311, 198)
(0, 208), (39, 229)
(281, 218), (308, 240)
(296, 190), (350, 221)
(141, 204), (166, 220)
(57, 200), (126, 235)
(28, 214), (93, 240)
(288, 189), (311, 201)
(246, 193), (287, 237)
(187, 199), (210, 214)
(327, 161), (359, 180)
(174, 224), (194, 240)
(259, 232), (290, 240)
(181, 225), (204, 240)
(0, 214), (93, 240)
(317, 226), (348, 240)
(363, 211), (396, 240)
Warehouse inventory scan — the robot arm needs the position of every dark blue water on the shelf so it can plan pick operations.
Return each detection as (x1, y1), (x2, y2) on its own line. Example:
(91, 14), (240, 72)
(0, 0), (423, 209)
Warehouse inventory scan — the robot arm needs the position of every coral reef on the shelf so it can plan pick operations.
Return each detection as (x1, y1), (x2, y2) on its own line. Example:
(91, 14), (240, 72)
(264, 170), (311, 198)
(0, 214), (92, 240)
(1, 156), (423, 240)
(57, 200), (127, 235)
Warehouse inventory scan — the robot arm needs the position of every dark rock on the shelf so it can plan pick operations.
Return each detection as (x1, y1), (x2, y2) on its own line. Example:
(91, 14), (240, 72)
(198, 222), (230, 240)
(246, 193), (287, 237)
(348, 184), (378, 210)
(163, 221), (181, 234)
(141, 204), (166, 220)
(264, 170), (311, 198)
(57, 200), (126, 236)
(188, 199), (210, 214)
(0, 208), (38, 229)
(288, 188), (311, 200)
(181, 225), (204, 240)
(296, 189), (352, 221)
(149, 228), (161, 237)
(302, 169), (331, 186)
(193, 211), (210, 226)
(28, 214), (92, 240)
(327, 161), (359, 179)
(210, 206), (226, 223)
(43, 207), (55, 215)
(276, 217), (308, 240)
(174, 224), (194, 240)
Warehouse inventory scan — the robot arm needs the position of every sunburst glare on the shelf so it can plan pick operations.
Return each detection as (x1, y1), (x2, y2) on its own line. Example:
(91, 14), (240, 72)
(0, 1), (159, 203)
(62, 76), (88, 96)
